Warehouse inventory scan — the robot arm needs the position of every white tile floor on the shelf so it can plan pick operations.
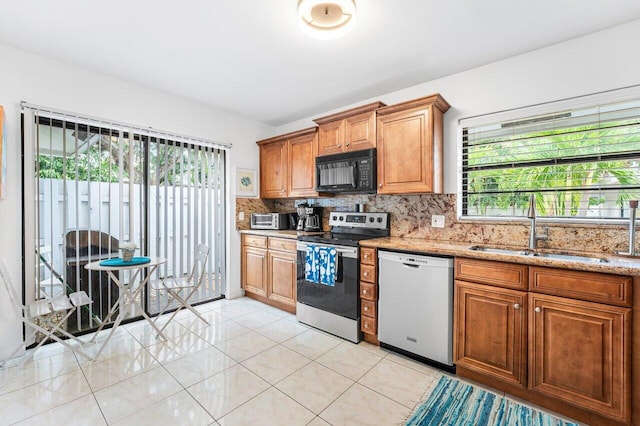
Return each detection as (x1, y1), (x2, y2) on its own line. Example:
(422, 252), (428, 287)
(0, 297), (576, 426)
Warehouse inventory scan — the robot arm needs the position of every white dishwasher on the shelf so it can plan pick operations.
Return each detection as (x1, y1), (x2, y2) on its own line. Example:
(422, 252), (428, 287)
(377, 251), (454, 371)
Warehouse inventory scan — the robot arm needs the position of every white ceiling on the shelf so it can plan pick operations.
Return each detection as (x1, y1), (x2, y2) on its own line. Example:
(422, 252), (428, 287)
(1, 1), (640, 126)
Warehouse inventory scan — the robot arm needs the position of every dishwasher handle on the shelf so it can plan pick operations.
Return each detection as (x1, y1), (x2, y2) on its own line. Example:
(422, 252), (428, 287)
(402, 263), (421, 268)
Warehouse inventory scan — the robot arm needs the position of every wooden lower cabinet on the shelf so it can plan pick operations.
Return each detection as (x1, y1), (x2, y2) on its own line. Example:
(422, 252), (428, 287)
(454, 281), (527, 387)
(454, 257), (633, 425)
(267, 249), (296, 308)
(529, 293), (631, 423)
(241, 246), (267, 297)
(241, 235), (297, 313)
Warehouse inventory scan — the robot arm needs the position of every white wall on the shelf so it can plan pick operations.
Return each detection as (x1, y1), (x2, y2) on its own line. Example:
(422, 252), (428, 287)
(275, 19), (640, 194)
(0, 42), (270, 359)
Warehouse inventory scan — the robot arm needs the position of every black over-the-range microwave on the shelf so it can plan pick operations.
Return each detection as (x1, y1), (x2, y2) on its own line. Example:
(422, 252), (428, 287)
(315, 148), (377, 194)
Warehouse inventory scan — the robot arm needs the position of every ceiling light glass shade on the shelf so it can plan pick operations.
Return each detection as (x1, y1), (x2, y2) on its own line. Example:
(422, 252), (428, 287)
(298, 0), (357, 40)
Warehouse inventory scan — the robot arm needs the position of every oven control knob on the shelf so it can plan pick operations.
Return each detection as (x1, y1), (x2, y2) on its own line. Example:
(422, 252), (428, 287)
(368, 217), (374, 222)
(377, 217), (383, 223)
(332, 215), (337, 221)
(339, 216), (344, 221)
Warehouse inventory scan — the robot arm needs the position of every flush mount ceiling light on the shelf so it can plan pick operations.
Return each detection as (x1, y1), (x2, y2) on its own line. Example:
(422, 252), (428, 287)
(298, 0), (357, 40)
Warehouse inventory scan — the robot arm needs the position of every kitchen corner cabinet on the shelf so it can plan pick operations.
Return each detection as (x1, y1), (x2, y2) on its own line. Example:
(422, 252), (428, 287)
(314, 102), (385, 156)
(257, 127), (318, 199)
(454, 258), (632, 425)
(241, 234), (297, 313)
(376, 94), (450, 194)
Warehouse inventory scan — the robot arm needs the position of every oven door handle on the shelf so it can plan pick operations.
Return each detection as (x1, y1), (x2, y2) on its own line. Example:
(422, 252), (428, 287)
(296, 242), (358, 259)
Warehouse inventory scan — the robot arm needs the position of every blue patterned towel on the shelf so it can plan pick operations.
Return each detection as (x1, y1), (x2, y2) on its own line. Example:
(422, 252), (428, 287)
(318, 247), (338, 286)
(305, 244), (319, 283)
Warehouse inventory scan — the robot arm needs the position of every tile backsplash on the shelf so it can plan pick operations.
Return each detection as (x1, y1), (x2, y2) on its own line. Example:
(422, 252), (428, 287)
(236, 194), (631, 254)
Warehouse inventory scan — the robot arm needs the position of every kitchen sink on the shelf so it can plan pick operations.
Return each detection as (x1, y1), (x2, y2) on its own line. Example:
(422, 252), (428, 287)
(468, 245), (609, 263)
(531, 252), (609, 263)
(468, 245), (531, 256)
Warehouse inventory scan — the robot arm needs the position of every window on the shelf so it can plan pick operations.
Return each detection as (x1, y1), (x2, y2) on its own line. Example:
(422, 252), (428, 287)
(460, 93), (640, 220)
(22, 104), (228, 336)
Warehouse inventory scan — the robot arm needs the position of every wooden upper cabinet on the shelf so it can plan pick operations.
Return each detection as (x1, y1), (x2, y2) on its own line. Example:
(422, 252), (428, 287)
(257, 127), (318, 199)
(258, 139), (288, 199)
(528, 293), (631, 423)
(288, 131), (318, 198)
(376, 94), (450, 194)
(314, 102), (385, 156)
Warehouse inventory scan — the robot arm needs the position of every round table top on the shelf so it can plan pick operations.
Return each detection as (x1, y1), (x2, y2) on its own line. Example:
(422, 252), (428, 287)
(84, 257), (167, 271)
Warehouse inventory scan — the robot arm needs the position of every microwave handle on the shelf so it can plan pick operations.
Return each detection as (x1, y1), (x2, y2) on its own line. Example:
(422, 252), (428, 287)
(351, 161), (358, 188)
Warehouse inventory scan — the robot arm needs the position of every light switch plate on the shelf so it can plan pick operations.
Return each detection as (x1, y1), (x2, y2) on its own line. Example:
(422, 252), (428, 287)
(431, 214), (445, 228)
(238, 211), (245, 221)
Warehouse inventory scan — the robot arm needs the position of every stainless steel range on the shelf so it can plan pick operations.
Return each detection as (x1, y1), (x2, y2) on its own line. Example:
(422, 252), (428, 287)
(296, 212), (390, 343)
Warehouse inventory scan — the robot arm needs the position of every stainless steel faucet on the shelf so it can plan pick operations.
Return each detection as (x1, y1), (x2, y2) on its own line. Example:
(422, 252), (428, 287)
(527, 194), (548, 250)
(627, 200), (638, 256)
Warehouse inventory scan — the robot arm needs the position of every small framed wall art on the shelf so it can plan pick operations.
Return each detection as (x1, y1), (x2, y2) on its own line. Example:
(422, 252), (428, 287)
(236, 168), (257, 197)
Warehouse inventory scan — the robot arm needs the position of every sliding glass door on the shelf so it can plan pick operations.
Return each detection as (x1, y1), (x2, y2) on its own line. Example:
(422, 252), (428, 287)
(146, 137), (226, 315)
(22, 105), (227, 337)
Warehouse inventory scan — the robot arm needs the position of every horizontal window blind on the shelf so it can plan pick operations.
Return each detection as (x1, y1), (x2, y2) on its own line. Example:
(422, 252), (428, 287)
(461, 97), (640, 219)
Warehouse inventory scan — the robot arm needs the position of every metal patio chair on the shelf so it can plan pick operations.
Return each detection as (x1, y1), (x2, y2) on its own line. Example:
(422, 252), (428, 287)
(0, 258), (95, 362)
(150, 244), (211, 335)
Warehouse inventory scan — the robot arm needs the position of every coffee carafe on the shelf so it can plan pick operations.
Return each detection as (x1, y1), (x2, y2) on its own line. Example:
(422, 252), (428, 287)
(303, 206), (323, 231)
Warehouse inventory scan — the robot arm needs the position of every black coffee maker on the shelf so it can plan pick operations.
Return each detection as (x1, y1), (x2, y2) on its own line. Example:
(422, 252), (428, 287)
(296, 203), (323, 231)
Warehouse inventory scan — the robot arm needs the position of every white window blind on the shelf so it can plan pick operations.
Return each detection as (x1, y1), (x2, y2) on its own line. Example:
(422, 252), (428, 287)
(460, 94), (640, 220)
(22, 103), (229, 335)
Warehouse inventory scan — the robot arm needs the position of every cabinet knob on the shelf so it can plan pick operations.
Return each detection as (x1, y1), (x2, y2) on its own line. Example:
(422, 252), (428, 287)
(364, 253), (370, 259)
(379, 183), (383, 188)
(364, 306), (369, 311)
(513, 303), (521, 310)
(364, 323), (369, 328)
(535, 307), (542, 313)
(363, 271), (369, 277)
(346, 142), (350, 147)
(337, 144), (341, 148)
(363, 289), (368, 294)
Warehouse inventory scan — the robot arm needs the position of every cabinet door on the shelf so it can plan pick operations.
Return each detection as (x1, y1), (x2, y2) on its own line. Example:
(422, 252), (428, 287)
(455, 281), (527, 387)
(318, 120), (345, 156)
(288, 132), (318, 198)
(377, 106), (440, 194)
(529, 293), (630, 422)
(268, 249), (297, 307)
(259, 140), (288, 198)
(242, 246), (267, 297)
(345, 111), (376, 152)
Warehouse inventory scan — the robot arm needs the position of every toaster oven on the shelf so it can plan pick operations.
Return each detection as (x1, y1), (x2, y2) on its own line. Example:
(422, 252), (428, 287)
(250, 213), (289, 230)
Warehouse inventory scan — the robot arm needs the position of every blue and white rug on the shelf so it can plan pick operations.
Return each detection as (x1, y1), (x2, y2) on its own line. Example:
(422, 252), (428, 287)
(406, 376), (580, 426)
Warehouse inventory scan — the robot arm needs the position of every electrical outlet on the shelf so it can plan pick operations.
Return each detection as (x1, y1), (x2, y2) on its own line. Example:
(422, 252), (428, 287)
(431, 214), (445, 228)
(238, 211), (245, 221)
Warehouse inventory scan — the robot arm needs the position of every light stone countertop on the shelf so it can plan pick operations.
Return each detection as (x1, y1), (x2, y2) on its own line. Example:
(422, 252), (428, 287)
(360, 237), (640, 276)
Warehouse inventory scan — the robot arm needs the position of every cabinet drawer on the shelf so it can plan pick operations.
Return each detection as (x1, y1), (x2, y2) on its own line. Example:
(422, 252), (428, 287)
(360, 282), (377, 300)
(361, 316), (377, 335)
(242, 234), (268, 249)
(455, 258), (527, 290)
(529, 266), (632, 307)
(360, 247), (376, 266)
(361, 299), (377, 318)
(267, 237), (297, 252)
(360, 264), (376, 283)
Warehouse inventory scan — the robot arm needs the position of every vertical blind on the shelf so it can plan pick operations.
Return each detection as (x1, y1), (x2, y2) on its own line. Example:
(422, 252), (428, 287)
(461, 95), (640, 219)
(22, 103), (228, 335)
